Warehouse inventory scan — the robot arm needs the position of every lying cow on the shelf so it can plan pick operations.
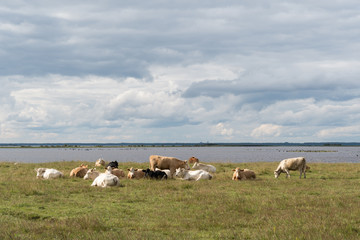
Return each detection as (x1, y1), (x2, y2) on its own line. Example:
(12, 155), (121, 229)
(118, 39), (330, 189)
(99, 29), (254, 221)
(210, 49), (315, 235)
(192, 162), (216, 173)
(127, 167), (145, 179)
(105, 166), (125, 178)
(149, 155), (190, 178)
(91, 169), (120, 187)
(106, 161), (118, 169)
(70, 164), (88, 178)
(274, 157), (307, 179)
(142, 168), (168, 180)
(95, 158), (106, 167)
(155, 168), (171, 178)
(188, 156), (199, 164)
(232, 168), (256, 180)
(175, 168), (212, 181)
(83, 168), (100, 180)
(35, 168), (64, 179)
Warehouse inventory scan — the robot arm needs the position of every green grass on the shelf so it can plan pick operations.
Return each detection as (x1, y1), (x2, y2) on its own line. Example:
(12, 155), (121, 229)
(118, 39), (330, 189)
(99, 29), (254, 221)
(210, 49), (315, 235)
(0, 161), (359, 239)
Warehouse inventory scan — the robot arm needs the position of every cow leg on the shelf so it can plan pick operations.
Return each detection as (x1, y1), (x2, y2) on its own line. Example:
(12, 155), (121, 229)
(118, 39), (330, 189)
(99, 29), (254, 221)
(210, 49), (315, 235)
(285, 169), (290, 178)
(195, 174), (203, 181)
(169, 168), (175, 179)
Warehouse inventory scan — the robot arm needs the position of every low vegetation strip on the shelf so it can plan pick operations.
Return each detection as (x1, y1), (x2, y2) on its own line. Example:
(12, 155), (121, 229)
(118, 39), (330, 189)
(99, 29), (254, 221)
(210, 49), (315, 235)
(0, 161), (359, 239)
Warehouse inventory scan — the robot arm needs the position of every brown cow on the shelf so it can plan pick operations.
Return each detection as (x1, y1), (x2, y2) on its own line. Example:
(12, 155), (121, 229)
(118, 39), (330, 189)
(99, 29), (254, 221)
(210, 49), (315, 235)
(127, 167), (145, 179)
(188, 156), (199, 164)
(110, 168), (125, 178)
(232, 168), (256, 180)
(149, 155), (190, 178)
(70, 164), (88, 178)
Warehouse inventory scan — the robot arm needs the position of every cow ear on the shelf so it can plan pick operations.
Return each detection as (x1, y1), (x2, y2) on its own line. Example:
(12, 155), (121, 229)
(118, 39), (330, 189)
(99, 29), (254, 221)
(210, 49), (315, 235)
(232, 169), (235, 171)
(127, 168), (130, 171)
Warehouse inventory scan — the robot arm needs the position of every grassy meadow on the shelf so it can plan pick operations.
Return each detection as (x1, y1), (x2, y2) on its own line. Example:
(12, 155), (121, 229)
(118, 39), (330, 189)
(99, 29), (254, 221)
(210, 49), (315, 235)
(0, 161), (359, 239)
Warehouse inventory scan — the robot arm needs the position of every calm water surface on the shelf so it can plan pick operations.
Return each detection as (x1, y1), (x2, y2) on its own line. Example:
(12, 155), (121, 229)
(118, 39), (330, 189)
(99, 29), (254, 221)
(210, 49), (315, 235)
(1, 146), (360, 163)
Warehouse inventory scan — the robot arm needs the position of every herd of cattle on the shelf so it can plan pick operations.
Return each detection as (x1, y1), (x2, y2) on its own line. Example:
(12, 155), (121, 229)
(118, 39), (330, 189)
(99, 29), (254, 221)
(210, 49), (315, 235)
(34, 155), (308, 187)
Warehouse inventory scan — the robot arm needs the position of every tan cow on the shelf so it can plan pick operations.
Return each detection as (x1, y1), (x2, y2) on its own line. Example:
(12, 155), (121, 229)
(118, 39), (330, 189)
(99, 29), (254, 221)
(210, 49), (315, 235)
(232, 168), (256, 180)
(95, 158), (106, 167)
(109, 168), (125, 178)
(149, 155), (190, 178)
(127, 167), (145, 179)
(70, 164), (88, 178)
(274, 157), (307, 179)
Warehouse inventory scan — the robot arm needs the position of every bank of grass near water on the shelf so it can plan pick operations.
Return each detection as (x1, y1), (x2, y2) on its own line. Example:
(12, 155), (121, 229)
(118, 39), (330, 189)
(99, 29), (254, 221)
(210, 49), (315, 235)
(0, 161), (359, 240)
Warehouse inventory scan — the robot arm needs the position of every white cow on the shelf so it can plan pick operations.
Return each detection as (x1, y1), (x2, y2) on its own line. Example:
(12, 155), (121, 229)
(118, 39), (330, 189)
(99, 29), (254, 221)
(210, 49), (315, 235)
(35, 168), (64, 179)
(175, 168), (212, 181)
(191, 162), (216, 173)
(274, 157), (307, 179)
(91, 168), (120, 187)
(83, 168), (100, 180)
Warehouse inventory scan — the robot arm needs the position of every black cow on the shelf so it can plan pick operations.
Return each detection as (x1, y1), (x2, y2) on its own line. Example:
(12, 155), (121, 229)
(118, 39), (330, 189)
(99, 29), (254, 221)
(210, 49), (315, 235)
(142, 168), (167, 180)
(106, 161), (118, 169)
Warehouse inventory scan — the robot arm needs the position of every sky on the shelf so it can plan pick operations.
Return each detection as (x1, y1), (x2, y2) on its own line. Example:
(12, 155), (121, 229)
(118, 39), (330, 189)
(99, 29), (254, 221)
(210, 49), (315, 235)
(1, 1), (360, 143)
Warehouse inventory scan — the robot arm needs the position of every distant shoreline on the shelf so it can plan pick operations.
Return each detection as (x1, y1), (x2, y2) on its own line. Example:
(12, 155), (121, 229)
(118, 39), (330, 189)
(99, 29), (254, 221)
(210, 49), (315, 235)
(1, 142), (360, 148)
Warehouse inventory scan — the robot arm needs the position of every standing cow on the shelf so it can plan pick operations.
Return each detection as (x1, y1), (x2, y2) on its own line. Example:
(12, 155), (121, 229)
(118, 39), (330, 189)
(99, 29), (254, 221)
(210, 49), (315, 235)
(149, 155), (190, 178)
(274, 157), (307, 179)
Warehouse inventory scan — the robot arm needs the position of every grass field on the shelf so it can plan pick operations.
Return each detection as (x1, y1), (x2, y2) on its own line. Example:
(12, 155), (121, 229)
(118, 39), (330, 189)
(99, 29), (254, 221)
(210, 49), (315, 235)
(0, 161), (359, 239)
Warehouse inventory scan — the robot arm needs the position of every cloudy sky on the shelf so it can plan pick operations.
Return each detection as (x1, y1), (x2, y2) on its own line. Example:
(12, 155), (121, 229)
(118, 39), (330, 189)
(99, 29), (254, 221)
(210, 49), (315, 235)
(1, 1), (360, 143)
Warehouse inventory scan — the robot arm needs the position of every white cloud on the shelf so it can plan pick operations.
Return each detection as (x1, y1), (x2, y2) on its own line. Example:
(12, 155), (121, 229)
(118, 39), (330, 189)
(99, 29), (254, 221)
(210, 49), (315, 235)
(1, 1), (360, 142)
(211, 123), (234, 138)
(317, 126), (360, 139)
(251, 124), (282, 139)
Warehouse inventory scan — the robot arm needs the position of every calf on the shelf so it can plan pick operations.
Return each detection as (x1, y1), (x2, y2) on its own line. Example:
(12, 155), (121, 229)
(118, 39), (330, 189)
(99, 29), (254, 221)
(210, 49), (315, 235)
(127, 167), (145, 179)
(35, 168), (64, 179)
(192, 162), (216, 173)
(232, 168), (256, 180)
(274, 157), (307, 179)
(175, 168), (212, 181)
(142, 168), (168, 180)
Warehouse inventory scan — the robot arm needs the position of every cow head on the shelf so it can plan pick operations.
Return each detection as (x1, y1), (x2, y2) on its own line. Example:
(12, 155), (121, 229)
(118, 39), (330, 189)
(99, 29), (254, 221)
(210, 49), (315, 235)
(180, 160), (190, 170)
(127, 168), (137, 179)
(35, 168), (46, 178)
(274, 170), (280, 178)
(84, 168), (98, 180)
(175, 168), (186, 178)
